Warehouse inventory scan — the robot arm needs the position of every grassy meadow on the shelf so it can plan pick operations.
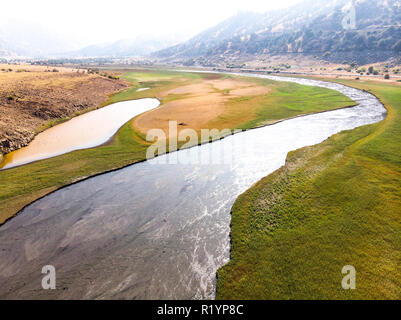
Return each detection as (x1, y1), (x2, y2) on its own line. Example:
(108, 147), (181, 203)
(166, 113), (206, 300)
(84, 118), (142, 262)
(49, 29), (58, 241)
(0, 70), (354, 225)
(208, 78), (357, 131)
(217, 79), (401, 299)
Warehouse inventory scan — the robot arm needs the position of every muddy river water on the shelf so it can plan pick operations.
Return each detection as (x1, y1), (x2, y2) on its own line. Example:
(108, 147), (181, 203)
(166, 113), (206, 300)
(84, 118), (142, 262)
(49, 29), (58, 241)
(0, 75), (386, 299)
(0, 98), (160, 170)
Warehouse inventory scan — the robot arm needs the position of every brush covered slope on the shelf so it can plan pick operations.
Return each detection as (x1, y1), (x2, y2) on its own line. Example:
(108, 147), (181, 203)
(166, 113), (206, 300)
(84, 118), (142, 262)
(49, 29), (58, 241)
(154, 0), (401, 66)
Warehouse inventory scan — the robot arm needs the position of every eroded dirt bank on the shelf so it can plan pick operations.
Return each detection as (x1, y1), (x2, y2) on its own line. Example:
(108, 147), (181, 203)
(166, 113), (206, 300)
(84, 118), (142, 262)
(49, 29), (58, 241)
(0, 69), (128, 155)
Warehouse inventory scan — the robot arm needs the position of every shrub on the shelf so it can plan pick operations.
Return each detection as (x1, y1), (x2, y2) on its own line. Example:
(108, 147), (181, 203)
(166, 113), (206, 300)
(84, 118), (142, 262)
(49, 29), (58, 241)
(368, 66), (374, 74)
(384, 74), (390, 80)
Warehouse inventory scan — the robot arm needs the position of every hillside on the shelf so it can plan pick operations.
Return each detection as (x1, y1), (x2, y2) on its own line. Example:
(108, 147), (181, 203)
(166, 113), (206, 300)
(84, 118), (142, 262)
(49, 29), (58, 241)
(0, 23), (184, 59)
(0, 21), (81, 58)
(153, 0), (401, 65)
(152, 11), (268, 60)
(0, 66), (127, 155)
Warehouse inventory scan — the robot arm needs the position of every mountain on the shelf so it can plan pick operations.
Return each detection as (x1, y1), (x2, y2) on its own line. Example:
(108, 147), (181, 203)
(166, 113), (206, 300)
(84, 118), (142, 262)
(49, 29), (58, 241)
(63, 35), (185, 58)
(152, 11), (268, 59)
(153, 0), (401, 65)
(0, 19), (185, 59)
(0, 37), (13, 57)
(0, 20), (81, 58)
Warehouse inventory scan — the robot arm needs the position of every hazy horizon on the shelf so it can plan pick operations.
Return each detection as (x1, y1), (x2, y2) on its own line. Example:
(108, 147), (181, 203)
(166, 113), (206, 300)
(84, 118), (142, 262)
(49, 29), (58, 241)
(0, 0), (304, 49)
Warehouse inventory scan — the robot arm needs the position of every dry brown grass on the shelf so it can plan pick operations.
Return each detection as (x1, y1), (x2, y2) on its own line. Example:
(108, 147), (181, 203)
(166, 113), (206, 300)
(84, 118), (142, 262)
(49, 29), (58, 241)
(0, 68), (128, 154)
(133, 78), (270, 138)
(0, 63), (80, 73)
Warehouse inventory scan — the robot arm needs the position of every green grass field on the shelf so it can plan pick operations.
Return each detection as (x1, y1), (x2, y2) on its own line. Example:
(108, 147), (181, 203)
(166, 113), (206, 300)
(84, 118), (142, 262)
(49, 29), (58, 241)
(209, 78), (357, 131)
(0, 70), (354, 225)
(216, 79), (401, 300)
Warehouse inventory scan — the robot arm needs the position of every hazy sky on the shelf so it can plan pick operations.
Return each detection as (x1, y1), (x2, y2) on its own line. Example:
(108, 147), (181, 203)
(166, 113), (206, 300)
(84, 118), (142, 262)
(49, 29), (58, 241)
(1, 0), (304, 46)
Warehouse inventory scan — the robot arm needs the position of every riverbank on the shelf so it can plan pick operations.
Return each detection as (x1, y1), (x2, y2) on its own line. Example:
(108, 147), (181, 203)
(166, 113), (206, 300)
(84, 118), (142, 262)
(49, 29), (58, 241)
(0, 70), (354, 225)
(217, 78), (401, 299)
(0, 67), (128, 155)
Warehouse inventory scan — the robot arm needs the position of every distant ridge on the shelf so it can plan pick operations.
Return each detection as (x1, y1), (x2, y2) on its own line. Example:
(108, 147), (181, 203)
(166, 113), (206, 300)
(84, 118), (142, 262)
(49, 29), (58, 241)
(62, 35), (186, 58)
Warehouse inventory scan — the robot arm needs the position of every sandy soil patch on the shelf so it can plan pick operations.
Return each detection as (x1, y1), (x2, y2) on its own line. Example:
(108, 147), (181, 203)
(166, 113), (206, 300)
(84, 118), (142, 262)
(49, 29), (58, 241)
(162, 83), (208, 95)
(206, 79), (248, 91)
(133, 78), (270, 138)
(134, 94), (226, 134)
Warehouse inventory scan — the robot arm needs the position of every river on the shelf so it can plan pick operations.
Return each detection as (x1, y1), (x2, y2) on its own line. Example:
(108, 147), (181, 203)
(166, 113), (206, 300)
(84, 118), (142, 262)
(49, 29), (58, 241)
(0, 74), (386, 299)
(0, 98), (160, 170)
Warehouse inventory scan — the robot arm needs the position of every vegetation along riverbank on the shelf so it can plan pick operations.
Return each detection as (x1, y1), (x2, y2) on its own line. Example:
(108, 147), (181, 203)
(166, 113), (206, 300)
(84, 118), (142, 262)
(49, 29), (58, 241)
(0, 70), (355, 225)
(217, 78), (401, 300)
(0, 64), (128, 155)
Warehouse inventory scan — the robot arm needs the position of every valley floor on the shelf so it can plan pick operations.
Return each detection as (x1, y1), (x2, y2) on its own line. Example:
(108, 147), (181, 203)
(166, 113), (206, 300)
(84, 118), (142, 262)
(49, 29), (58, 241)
(0, 70), (353, 226)
(217, 78), (401, 299)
